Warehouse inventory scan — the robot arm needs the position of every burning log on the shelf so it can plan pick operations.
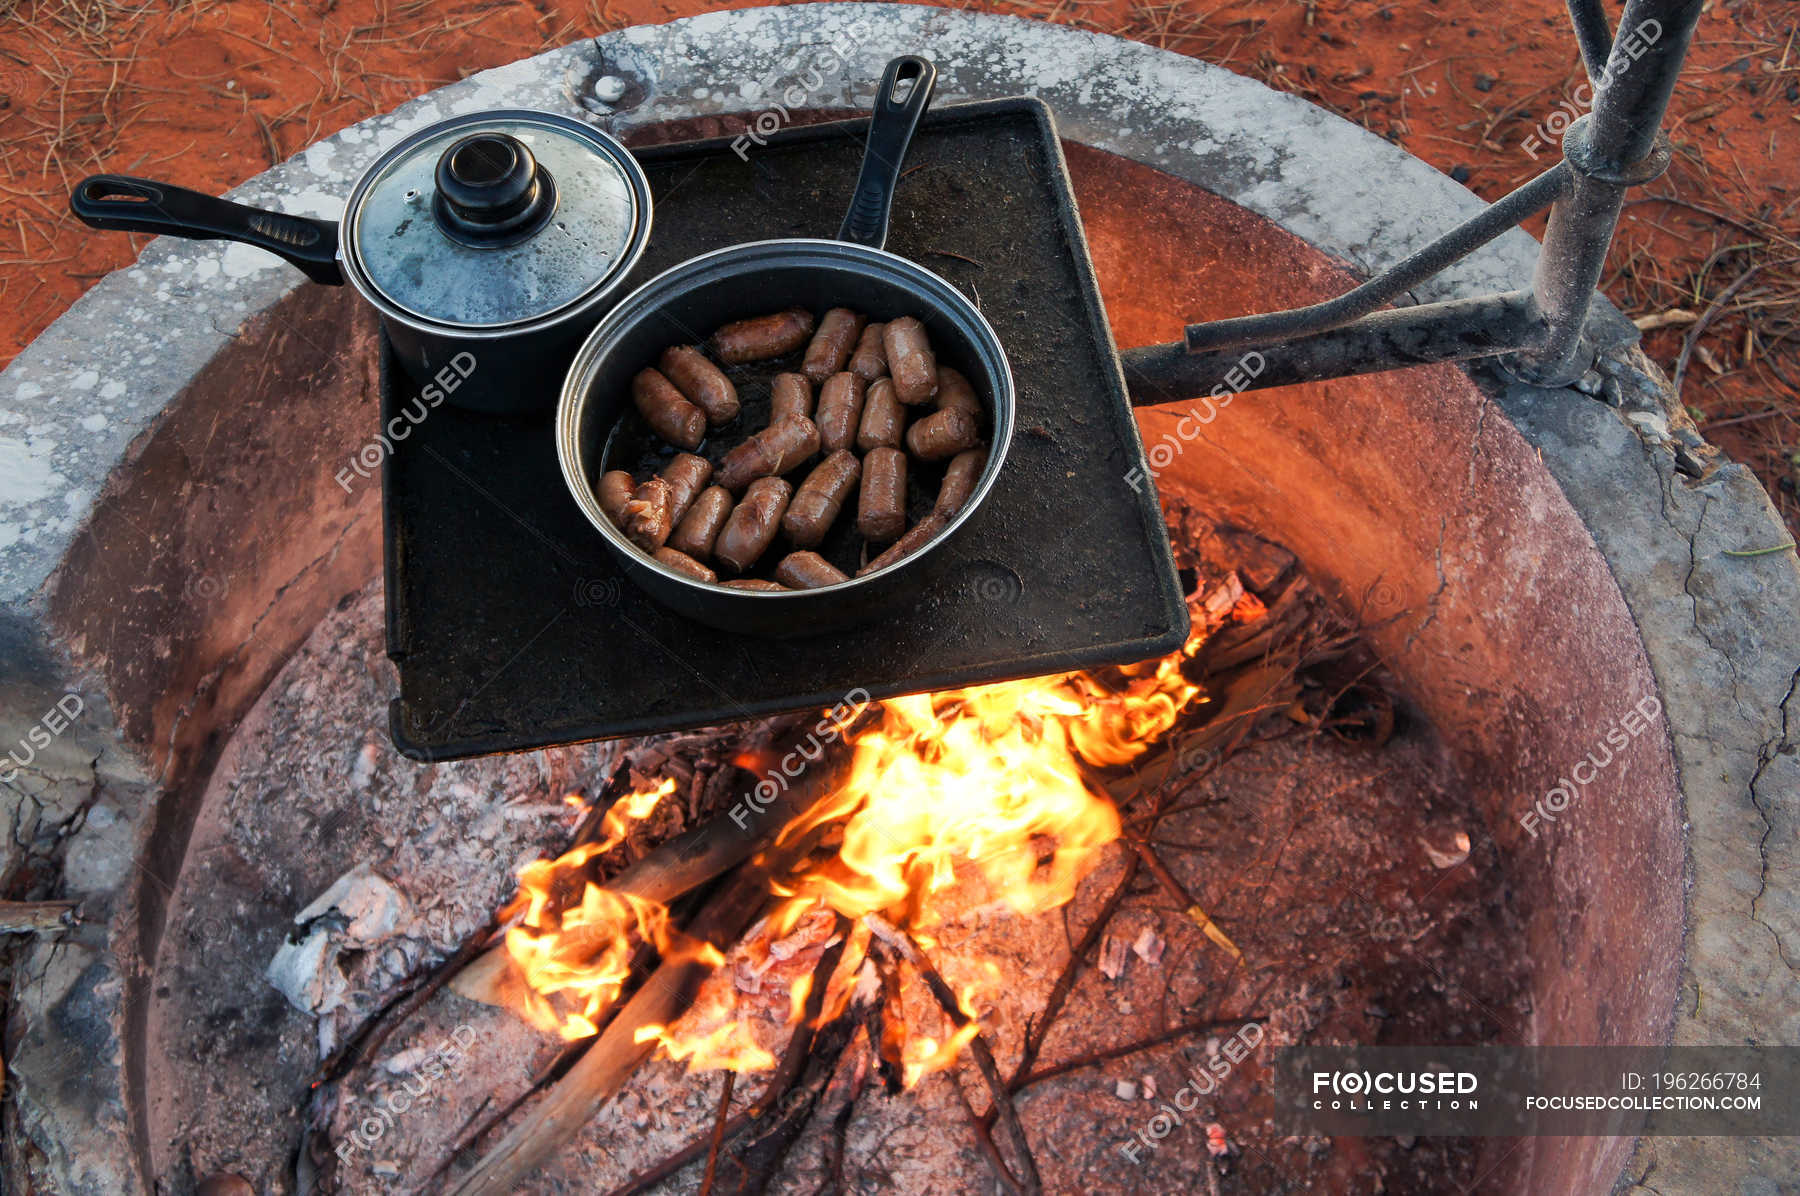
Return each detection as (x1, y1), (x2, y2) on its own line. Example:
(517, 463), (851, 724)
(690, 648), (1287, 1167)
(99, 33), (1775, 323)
(452, 737), (857, 1010)
(441, 593), (1246, 1192)
(443, 741), (858, 1196)
(444, 855), (785, 1196)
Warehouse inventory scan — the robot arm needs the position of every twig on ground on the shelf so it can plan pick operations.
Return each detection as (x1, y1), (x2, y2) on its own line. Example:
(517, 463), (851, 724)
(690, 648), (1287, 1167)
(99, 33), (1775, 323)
(1127, 837), (1241, 961)
(1013, 1014), (1264, 1092)
(814, 1058), (865, 1196)
(1673, 257), (1800, 399)
(595, 1113), (754, 1196)
(865, 914), (1043, 1195)
(699, 1071), (735, 1196)
(944, 1066), (1026, 1196)
(1009, 853), (1140, 1088)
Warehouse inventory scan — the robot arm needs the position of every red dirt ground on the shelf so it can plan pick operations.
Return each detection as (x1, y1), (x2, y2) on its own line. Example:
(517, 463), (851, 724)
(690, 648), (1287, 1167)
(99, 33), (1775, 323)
(2, 0), (1796, 530)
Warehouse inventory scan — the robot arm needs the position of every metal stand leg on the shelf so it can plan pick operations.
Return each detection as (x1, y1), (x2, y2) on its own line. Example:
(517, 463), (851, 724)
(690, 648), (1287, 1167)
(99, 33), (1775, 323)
(1124, 0), (1706, 405)
(1509, 0), (1697, 386)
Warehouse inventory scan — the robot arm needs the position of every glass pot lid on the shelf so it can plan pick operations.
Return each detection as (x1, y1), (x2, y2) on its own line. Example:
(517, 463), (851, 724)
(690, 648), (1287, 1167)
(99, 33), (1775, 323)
(342, 110), (649, 332)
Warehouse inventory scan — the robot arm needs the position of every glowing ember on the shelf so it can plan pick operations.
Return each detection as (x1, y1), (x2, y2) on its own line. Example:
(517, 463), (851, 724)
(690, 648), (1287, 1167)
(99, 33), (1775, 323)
(495, 620), (1209, 1067)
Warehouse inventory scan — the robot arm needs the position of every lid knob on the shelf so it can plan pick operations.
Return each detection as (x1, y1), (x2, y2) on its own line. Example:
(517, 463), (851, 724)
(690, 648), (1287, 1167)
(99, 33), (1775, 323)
(433, 133), (557, 247)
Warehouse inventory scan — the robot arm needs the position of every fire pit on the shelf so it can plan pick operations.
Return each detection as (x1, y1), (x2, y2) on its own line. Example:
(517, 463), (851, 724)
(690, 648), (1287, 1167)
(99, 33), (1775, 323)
(146, 532), (1537, 1195)
(2, 7), (1795, 1196)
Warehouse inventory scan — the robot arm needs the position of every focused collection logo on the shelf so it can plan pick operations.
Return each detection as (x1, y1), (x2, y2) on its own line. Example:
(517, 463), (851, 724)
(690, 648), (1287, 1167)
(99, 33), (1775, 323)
(1311, 1069), (1480, 1110)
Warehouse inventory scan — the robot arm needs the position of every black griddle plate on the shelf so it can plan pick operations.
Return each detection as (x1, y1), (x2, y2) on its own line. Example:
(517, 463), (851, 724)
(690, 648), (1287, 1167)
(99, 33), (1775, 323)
(383, 98), (1185, 760)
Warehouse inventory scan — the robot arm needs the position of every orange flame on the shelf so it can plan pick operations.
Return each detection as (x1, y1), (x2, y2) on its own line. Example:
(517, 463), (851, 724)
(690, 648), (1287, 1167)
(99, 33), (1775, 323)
(634, 1020), (776, 1073)
(500, 777), (691, 1039)
(769, 632), (1204, 933)
(496, 615), (1210, 1069)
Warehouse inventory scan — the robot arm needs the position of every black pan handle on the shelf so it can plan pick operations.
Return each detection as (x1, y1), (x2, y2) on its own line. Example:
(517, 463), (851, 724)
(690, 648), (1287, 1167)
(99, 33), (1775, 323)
(70, 174), (344, 286)
(837, 56), (937, 250)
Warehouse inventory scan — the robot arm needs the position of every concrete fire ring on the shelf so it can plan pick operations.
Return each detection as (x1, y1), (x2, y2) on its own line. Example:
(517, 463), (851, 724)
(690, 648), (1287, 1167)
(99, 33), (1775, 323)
(0, 5), (1793, 1194)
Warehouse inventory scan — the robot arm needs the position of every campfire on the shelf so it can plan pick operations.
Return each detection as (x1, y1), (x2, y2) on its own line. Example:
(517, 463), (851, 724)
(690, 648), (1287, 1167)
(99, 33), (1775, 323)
(229, 504), (1488, 1196)
(500, 621), (1203, 1036)
(409, 587), (1210, 1192)
(145, 503), (1524, 1196)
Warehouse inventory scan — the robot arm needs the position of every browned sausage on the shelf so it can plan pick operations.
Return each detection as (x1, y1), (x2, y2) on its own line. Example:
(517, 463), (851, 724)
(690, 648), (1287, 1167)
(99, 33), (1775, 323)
(724, 578), (789, 591)
(658, 452), (713, 524)
(621, 477), (674, 552)
(934, 366), (981, 416)
(714, 476), (792, 573)
(769, 373), (813, 423)
(653, 546), (718, 582)
(774, 551), (850, 589)
(884, 317), (937, 404)
(905, 407), (979, 462)
(933, 448), (987, 517)
(781, 450), (862, 548)
(855, 377), (906, 452)
(658, 346), (740, 425)
(714, 415), (820, 492)
(632, 368), (705, 450)
(848, 321), (888, 381)
(710, 308), (816, 364)
(598, 469), (636, 523)
(857, 512), (947, 576)
(855, 378), (906, 452)
(668, 485), (732, 560)
(814, 372), (866, 455)
(857, 446), (907, 542)
(801, 308), (867, 384)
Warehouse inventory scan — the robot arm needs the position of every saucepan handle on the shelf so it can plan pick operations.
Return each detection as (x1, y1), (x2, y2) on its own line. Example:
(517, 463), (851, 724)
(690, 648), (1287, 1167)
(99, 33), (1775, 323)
(70, 174), (344, 286)
(837, 56), (938, 250)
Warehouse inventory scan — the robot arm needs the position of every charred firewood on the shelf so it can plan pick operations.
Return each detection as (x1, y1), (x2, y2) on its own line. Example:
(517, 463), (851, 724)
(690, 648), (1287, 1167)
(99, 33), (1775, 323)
(865, 914), (1043, 1196)
(708, 990), (870, 1195)
(443, 857), (784, 1196)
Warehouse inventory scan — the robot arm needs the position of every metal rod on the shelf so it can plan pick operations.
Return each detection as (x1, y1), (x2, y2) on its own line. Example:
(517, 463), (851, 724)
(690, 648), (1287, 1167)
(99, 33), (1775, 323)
(1513, 0), (1702, 385)
(1588, 0), (1703, 167)
(1126, 291), (1545, 406)
(1126, 0), (1702, 408)
(1566, 0), (1615, 80)
(1183, 164), (1569, 354)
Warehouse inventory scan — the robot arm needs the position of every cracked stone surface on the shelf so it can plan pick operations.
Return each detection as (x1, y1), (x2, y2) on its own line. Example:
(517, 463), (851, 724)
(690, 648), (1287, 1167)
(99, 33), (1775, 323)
(0, 6), (1795, 1194)
(1494, 352), (1800, 1193)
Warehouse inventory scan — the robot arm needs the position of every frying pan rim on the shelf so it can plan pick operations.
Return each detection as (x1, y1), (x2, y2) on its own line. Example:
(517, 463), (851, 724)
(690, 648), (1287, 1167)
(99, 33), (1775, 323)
(556, 236), (1016, 601)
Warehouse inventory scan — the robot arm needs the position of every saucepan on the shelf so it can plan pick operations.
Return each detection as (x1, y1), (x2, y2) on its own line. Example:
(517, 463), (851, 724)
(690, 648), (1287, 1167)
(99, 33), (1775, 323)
(70, 110), (652, 414)
(557, 56), (1015, 635)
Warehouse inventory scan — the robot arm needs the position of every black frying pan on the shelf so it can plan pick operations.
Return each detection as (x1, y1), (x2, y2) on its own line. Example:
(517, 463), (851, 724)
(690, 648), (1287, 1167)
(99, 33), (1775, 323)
(556, 57), (1016, 636)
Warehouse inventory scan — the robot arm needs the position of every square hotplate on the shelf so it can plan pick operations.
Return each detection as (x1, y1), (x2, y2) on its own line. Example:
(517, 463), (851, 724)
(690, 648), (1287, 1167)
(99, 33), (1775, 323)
(383, 99), (1184, 760)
